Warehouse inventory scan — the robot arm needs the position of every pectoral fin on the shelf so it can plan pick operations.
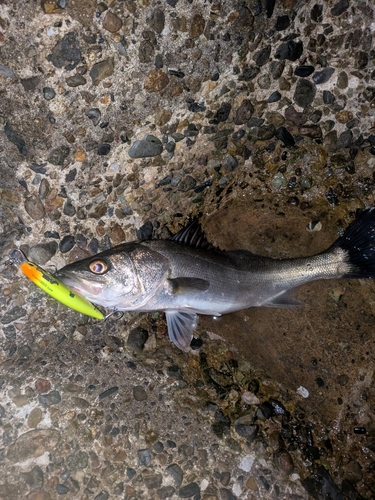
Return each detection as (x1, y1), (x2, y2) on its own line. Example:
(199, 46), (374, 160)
(264, 290), (304, 308)
(165, 311), (198, 351)
(168, 277), (209, 294)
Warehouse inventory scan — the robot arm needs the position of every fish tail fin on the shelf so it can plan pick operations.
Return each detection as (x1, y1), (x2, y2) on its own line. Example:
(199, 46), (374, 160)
(332, 208), (375, 279)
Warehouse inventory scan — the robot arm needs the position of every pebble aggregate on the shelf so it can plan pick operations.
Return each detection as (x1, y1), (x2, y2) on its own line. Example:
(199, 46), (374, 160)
(1, 0), (375, 499)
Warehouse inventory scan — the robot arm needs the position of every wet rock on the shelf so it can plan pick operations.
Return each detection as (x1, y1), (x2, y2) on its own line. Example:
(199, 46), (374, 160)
(98, 386), (118, 400)
(7, 429), (60, 462)
(272, 172), (287, 188)
(21, 76), (40, 92)
(269, 60), (285, 79)
(102, 11), (123, 33)
(127, 326), (149, 351)
(295, 65), (314, 77)
(98, 144), (111, 155)
(144, 69), (170, 92)
(43, 87), (56, 100)
(39, 390), (61, 407)
(35, 379), (51, 394)
(323, 90), (335, 105)
(1, 306), (27, 325)
(189, 14), (205, 39)
(275, 15), (290, 31)
(20, 465), (44, 490)
(215, 102), (231, 122)
(167, 365), (182, 379)
(238, 454), (255, 472)
(66, 450), (89, 470)
(56, 484), (69, 494)
(337, 71), (349, 89)
(25, 196), (45, 220)
(157, 486), (175, 499)
(253, 46), (271, 66)
(133, 386), (148, 401)
(86, 108), (101, 126)
(337, 130), (352, 149)
(149, 8), (165, 34)
(303, 466), (344, 500)
(89, 58), (114, 85)
(340, 461), (363, 483)
(28, 242), (58, 264)
(138, 448), (151, 466)
(178, 175), (196, 192)
(324, 130), (338, 152)
(275, 40), (303, 61)
(234, 415), (259, 443)
(238, 65), (259, 81)
(234, 100), (254, 125)
(4, 122), (28, 155)
(63, 200), (76, 217)
(179, 483), (200, 498)
(274, 449), (294, 475)
(18, 345), (32, 358)
(48, 145), (70, 166)
(0, 63), (17, 78)
(66, 74), (86, 87)
(220, 488), (236, 500)
(257, 124), (275, 141)
(300, 124), (322, 139)
(166, 463), (183, 487)
(331, 0), (349, 16)
(294, 79), (316, 108)
(275, 127), (295, 147)
(136, 221), (153, 241)
(59, 235), (75, 253)
(313, 67), (335, 84)
(268, 91), (281, 102)
(47, 32), (81, 70)
(129, 134), (163, 158)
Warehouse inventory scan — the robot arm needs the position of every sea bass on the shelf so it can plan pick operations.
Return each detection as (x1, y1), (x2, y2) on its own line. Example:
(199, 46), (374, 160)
(55, 209), (375, 351)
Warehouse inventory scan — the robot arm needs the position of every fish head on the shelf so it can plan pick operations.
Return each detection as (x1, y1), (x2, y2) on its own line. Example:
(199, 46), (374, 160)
(55, 243), (143, 310)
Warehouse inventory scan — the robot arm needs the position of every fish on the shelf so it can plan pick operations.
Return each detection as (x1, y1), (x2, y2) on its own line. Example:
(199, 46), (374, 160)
(55, 209), (375, 351)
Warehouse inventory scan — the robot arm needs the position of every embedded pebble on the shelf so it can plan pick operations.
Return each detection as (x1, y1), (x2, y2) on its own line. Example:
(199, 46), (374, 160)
(39, 390), (61, 407)
(89, 58), (114, 85)
(59, 235), (75, 253)
(102, 11), (123, 33)
(24, 196), (45, 220)
(294, 79), (316, 108)
(312, 67), (335, 84)
(128, 135), (163, 158)
(43, 87), (56, 100)
(7, 429), (60, 462)
(1, 306), (27, 325)
(86, 108), (101, 126)
(166, 464), (183, 487)
(133, 386), (148, 401)
(179, 482), (200, 498)
(294, 65), (314, 77)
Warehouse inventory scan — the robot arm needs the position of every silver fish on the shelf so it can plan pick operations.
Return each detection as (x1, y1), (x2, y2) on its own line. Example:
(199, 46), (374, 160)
(55, 209), (375, 351)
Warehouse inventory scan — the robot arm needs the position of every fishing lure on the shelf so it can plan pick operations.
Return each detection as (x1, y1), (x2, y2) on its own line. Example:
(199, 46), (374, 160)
(9, 249), (104, 320)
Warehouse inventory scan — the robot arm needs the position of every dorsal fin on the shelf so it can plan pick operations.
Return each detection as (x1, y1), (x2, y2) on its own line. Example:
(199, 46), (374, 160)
(170, 218), (213, 249)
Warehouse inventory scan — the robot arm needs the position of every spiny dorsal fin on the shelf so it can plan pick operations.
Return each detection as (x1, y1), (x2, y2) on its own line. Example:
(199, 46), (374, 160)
(170, 218), (213, 250)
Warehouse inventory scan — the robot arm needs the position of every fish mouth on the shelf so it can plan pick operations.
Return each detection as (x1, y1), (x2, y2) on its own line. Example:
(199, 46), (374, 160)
(55, 271), (105, 298)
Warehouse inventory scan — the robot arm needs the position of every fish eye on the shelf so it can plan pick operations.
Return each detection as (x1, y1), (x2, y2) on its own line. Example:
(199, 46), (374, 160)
(89, 259), (109, 274)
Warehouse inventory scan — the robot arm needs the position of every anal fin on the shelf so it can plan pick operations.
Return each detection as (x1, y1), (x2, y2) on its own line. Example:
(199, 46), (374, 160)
(165, 311), (198, 351)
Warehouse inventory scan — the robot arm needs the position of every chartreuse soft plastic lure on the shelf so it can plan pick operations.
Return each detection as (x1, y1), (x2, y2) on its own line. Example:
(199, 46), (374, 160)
(9, 249), (104, 320)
